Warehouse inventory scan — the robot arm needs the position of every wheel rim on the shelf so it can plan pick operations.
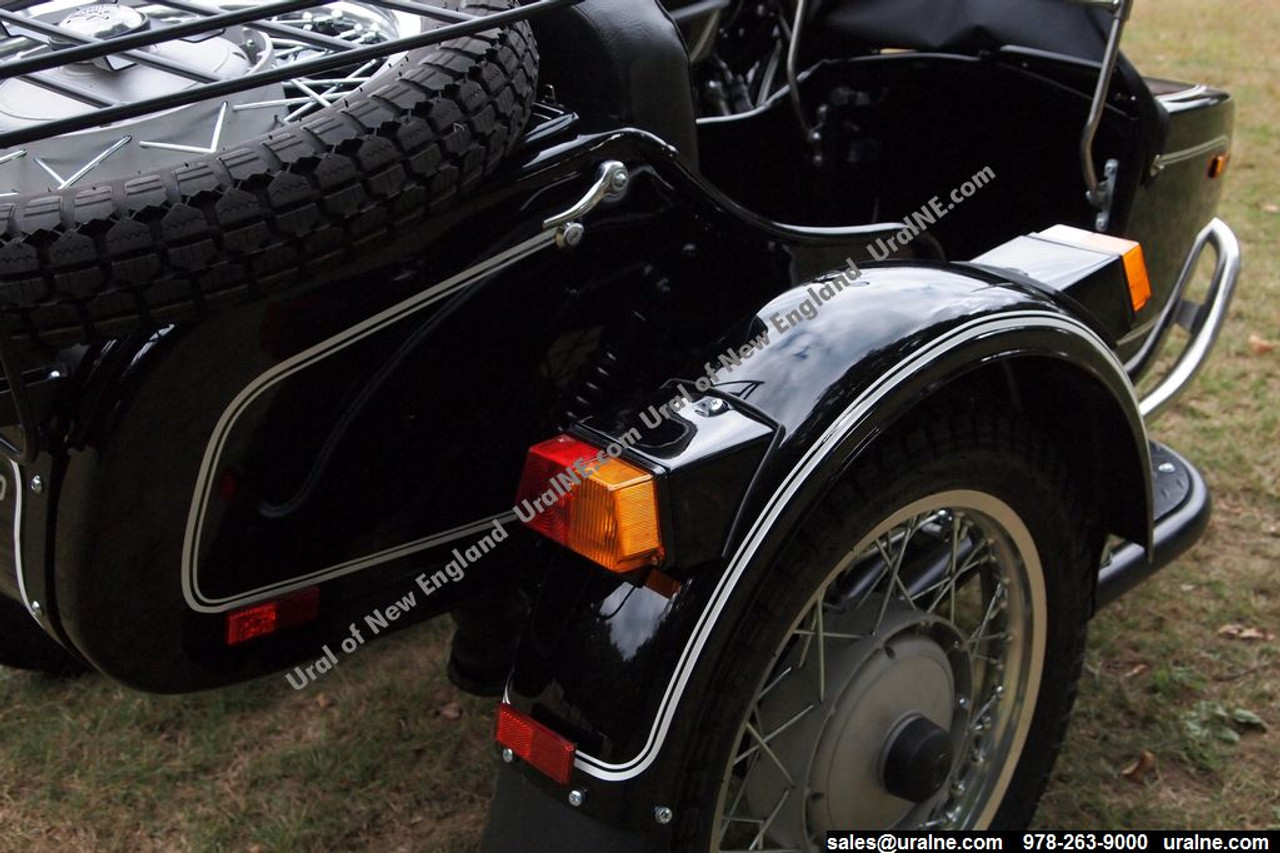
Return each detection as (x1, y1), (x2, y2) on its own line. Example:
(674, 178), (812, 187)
(713, 490), (1047, 850)
(0, 0), (425, 195)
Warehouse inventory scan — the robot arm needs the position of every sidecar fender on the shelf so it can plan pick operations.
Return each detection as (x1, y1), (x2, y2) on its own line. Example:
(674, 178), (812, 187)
(492, 259), (1152, 839)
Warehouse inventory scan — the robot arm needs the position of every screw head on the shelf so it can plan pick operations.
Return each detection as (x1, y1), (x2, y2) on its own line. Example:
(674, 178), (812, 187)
(560, 222), (585, 248)
(29, 600), (42, 618)
(501, 748), (514, 764)
(568, 789), (585, 807)
(654, 805), (673, 825)
(610, 169), (629, 192)
(1157, 462), (1177, 475)
(29, 476), (43, 494)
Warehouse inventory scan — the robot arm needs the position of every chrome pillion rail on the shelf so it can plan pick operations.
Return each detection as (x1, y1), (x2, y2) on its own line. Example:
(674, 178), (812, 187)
(1130, 218), (1242, 422)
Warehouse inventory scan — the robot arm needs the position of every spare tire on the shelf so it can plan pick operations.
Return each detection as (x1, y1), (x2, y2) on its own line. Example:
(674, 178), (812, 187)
(0, 0), (538, 346)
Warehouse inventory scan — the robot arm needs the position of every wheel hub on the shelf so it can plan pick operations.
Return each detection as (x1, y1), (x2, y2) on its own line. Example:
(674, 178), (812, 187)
(745, 605), (972, 841)
(56, 4), (149, 41)
(881, 714), (954, 803)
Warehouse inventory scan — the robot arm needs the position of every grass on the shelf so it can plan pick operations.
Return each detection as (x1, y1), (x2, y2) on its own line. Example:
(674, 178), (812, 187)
(1, 0), (1277, 847)
(1035, 0), (1280, 830)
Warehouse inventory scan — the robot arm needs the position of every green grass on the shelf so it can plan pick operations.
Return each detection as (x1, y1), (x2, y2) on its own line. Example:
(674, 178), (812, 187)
(1037, 0), (1280, 829)
(2, 0), (1278, 846)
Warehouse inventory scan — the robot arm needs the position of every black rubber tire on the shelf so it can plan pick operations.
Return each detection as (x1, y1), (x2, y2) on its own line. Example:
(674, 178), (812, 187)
(671, 412), (1096, 845)
(0, 0), (538, 347)
(0, 594), (90, 677)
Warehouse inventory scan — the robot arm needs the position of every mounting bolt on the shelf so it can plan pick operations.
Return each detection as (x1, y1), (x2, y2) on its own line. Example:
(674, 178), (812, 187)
(29, 476), (43, 494)
(29, 600), (42, 618)
(695, 398), (729, 417)
(568, 789), (586, 807)
(558, 222), (585, 249)
(654, 805), (673, 825)
(956, 696), (969, 709)
(1157, 462), (1177, 475)
(609, 168), (630, 193)
(501, 748), (514, 764)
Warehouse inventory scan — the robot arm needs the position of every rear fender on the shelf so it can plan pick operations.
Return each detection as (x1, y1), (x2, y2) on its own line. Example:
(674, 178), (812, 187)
(499, 260), (1152, 831)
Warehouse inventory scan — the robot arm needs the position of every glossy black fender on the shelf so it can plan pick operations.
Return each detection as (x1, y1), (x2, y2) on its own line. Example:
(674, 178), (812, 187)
(497, 259), (1154, 839)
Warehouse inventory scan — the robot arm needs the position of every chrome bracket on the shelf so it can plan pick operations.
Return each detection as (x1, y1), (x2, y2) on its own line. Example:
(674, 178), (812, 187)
(543, 160), (631, 249)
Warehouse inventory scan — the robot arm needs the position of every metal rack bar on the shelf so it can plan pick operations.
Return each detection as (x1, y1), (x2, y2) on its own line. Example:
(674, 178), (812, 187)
(0, 9), (221, 84)
(0, 0), (322, 78)
(0, 0), (581, 151)
(146, 0), (374, 53)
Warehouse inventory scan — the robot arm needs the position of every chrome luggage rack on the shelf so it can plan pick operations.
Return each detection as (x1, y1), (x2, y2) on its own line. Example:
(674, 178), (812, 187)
(0, 0), (580, 150)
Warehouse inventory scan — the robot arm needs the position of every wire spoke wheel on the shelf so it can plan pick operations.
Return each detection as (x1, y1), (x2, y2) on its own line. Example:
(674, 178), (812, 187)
(673, 415), (1093, 851)
(716, 493), (1046, 849)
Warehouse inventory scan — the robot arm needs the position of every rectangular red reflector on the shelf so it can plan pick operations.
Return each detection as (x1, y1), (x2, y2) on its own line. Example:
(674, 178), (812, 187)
(495, 703), (577, 786)
(225, 587), (320, 646)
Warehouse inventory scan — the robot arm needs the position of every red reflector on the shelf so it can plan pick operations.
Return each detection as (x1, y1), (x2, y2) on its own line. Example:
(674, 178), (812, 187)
(225, 587), (320, 646)
(495, 703), (577, 785)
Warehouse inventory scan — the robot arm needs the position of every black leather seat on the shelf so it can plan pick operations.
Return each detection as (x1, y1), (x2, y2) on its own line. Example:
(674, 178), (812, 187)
(531, 0), (699, 167)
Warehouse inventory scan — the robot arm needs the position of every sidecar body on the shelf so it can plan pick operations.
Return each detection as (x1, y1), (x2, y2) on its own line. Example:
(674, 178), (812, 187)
(0, 0), (1240, 845)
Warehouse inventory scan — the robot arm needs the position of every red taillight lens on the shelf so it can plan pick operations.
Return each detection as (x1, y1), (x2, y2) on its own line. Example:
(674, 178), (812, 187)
(225, 587), (320, 646)
(495, 703), (577, 785)
(516, 434), (664, 573)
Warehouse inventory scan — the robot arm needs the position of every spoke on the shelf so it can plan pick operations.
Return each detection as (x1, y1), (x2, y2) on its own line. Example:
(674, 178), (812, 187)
(743, 721), (794, 786)
(734, 704), (815, 767)
(757, 665), (795, 702)
(873, 514), (925, 633)
(816, 603), (827, 703)
(748, 788), (792, 851)
(968, 582), (1006, 654)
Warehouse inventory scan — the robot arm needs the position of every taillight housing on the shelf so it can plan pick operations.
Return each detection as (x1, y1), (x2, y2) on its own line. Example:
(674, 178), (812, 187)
(515, 434), (664, 573)
(495, 703), (577, 785)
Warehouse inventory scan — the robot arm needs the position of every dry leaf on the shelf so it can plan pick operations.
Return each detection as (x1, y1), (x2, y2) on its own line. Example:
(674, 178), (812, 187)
(248, 846), (265, 853)
(1248, 334), (1277, 355)
(439, 701), (464, 720)
(316, 693), (334, 709)
(1263, 203), (1280, 214)
(1121, 750), (1157, 783)
(1218, 624), (1276, 642)
(1124, 663), (1151, 679)
(1180, 584), (1197, 593)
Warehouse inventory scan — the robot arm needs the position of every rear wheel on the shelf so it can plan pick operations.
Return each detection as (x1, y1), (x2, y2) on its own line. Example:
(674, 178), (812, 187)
(0, 0), (539, 345)
(673, 413), (1095, 848)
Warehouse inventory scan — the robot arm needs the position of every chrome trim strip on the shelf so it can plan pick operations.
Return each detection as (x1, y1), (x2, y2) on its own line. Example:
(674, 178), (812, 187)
(182, 162), (632, 613)
(9, 460), (35, 621)
(1152, 135), (1230, 172)
(1137, 219), (1242, 421)
(181, 230), (555, 613)
(572, 311), (1138, 780)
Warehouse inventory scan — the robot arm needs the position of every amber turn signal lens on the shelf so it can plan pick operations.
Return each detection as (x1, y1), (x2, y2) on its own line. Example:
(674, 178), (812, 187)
(1039, 224), (1153, 312)
(516, 435), (664, 573)
(1208, 153), (1230, 179)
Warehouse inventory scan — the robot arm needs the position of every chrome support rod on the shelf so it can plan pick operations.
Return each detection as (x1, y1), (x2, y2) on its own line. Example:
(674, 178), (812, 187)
(1077, 0), (1134, 229)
